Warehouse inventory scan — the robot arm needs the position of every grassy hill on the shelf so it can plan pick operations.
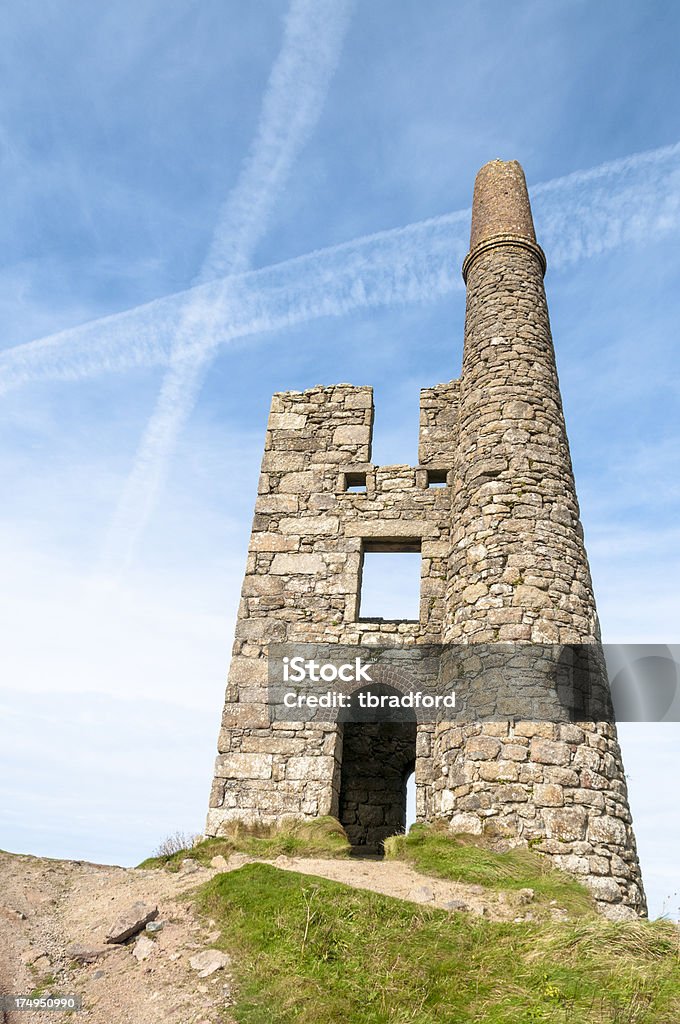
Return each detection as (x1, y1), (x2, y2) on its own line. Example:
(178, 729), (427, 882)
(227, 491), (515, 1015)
(148, 822), (680, 1023)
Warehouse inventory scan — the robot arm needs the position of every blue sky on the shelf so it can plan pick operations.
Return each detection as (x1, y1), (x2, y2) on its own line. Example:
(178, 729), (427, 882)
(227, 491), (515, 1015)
(0, 0), (678, 918)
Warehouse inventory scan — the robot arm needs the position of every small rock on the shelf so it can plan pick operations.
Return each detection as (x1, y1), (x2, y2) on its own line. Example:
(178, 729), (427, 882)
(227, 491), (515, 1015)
(210, 855), (229, 870)
(132, 935), (155, 962)
(66, 944), (110, 964)
(517, 888), (535, 905)
(30, 954), (51, 971)
(228, 853), (250, 869)
(105, 901), (159, 943)
(406, 885), (435, 903)
(600, 903), (638, 922)
(145, 920), (164, 934)
(206, 930), (221, 943)
(179, 858), (201, 874)
(92, 971), (105, 980)
(24, 949), (49, 967)
(189, 950), (231, 978)
(443, 899), (469, 912)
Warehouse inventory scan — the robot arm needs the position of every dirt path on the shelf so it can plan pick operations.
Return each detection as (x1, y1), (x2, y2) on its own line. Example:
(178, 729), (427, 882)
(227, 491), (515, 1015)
(0, 849), (533, 1024)
(266, 853), (510, 915)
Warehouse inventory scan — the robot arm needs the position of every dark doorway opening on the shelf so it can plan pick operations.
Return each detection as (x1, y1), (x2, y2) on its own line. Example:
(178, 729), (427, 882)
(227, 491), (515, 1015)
(338, 718), (417, 852)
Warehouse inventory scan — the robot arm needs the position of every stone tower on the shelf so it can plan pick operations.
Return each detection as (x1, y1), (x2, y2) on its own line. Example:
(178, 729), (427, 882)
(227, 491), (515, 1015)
(206, 160), (646, 920)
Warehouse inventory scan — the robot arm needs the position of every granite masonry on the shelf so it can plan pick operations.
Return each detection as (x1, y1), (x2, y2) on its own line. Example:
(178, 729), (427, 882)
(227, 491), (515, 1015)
(206, 160), (646, 920)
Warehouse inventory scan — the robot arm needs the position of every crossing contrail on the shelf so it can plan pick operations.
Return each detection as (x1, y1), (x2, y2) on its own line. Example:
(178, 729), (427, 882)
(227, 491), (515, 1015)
(2, 140), (678, 401)
(100, 0), (355, 572)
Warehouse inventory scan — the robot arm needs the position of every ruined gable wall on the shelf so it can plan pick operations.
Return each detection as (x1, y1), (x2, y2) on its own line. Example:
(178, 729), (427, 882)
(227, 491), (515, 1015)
(207, 382), (458, 836)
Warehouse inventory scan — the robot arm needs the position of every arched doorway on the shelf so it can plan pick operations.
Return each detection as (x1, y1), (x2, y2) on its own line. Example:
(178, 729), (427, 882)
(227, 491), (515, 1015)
(338, 685), (417, 851)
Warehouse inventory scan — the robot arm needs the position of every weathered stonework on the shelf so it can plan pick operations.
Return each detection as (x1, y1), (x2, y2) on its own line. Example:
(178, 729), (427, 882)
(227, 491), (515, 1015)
(206, 159), (646, 920)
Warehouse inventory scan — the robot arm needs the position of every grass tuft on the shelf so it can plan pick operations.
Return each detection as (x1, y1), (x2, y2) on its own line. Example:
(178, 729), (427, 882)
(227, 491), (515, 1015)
(385, 823), (593, 914)
(137, 816), (350, 870)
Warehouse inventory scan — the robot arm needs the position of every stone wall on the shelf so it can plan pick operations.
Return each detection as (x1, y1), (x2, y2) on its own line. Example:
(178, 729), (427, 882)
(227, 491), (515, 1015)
(206, 382), (453, 843)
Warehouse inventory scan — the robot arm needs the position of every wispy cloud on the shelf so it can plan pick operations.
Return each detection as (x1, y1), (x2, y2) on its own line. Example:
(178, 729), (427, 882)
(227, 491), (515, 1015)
(2, 139), (679, 400)
(533, 140), (680, 265)
(198, 0), (355, 284)
(0, 210), (466, 393)
(99, 0), (354, 572)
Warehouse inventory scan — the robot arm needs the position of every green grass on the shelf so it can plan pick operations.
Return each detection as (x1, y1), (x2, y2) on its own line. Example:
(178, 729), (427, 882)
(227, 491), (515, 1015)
(137, 816), (350, 870)
(195, 862), (680, 1024)
(385, 823), (593, 915)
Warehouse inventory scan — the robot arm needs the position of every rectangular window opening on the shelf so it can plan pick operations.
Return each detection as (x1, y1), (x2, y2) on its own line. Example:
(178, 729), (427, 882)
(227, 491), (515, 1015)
(344, 471), (367, 493)
(427, 468), (448, 488)
(358, 542), (421, 621)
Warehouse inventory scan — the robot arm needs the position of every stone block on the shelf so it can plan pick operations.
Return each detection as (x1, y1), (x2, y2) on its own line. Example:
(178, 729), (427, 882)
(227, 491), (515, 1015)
(333, 425), (371, 446)
(241, 575), (283, 597)
(480, 721), (509, 737)
(553, 854), (589, 874)
(462, 582), (488, 603)
(533, 783), (564, 806)
(494, 783), (528, 802)
(250, 532), (299, 552)
(254, 494), (299, 514)
(513, 584), (550, 609)
(589, 856), (610, 875)
(479, 761), (519, 782)
(543, 806), (588, 842)
(344, 391), (373, 409)
(227, 657), (268, 683)
(559, 724), (585, 744)
(466, 735), (501, 760)
(215, 753), (273, 780)
(285, 755), (336, 781)
(573, 746), (601, 770)
(268, 413), (307, 430)
(270, 553), (326, 575)
(585, 876), (622, 903)
(587, 815), (627, 846)
(219, 705), (269, 729)
(530, 739), (571, 766)
(448, 812), (483, 835)
(279, 516), (339, 535)
(503, 743), (528, 761)
(513, 721), (555, 739)
(278, 471), (315, 493)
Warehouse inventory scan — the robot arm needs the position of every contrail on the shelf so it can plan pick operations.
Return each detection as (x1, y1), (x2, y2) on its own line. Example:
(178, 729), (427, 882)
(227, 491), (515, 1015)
(198, 0), (355, 283)
(2, 140), (679, 400)
(0, 211), (467, 393)
(100, 0), (354, 572)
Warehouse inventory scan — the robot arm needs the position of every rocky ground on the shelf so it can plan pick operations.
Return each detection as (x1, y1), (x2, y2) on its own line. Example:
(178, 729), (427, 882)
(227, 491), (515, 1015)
(0, 848), (541, 1024)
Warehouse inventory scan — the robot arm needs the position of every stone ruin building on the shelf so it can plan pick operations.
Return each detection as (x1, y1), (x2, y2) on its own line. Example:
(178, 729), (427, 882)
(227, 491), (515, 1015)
(206, 159), (646, 920)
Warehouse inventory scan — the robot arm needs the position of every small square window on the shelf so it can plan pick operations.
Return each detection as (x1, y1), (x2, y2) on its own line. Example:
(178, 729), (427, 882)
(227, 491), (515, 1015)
(343, 471), (367, 493)
(427, 469), (448, 488)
